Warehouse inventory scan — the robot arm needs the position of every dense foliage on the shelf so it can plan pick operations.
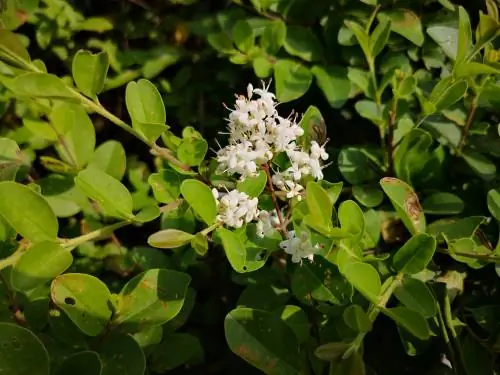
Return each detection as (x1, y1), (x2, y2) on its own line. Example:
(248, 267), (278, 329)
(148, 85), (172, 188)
(1, 0), (500, 374)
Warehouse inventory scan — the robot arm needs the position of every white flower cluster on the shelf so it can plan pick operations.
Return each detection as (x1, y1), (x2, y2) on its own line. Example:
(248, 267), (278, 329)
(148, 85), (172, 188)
(212, 189), (259, 229)
(279, 231), (319, 264)
(216, 82), (329, 201)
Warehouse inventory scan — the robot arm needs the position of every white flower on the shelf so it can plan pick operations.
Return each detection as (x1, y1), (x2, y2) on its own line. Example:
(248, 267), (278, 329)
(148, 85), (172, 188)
(256, 210), (280, 238)
(310, 141), (329, 161)
(279, 230), (318, 264)
(215, 189), (260, 228)
(284, 180), (304, 200)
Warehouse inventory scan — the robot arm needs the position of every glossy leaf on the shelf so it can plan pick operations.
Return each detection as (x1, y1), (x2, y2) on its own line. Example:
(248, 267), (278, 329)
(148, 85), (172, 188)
(11, 242), (73, 292)
(150, 333), (204, 372)
(370, 19), (391, 57)
(114, 268), (191, 329)
(284, 26), (323, 62)
(380, 177), (426, 234)
(311, 65), (350, 109)
(147, 228), (194, 249)
(378, 10), (424, 46)
(0, 29), (31, 67)
(0, 138), (22, 181)
(55, 351), (102, 375)
(393, 234), (436, 275)
(487, 188), (500, 221)
(99, 333), (145, 375)
(383, 307), (431, 340)
(72, 50), (109, 98)
(394, 277), (437, 318)
(422, 193), (464, 215)
(51, 273), (112, 336)
(12, 73), (75, 99)
(225, 307), (301, 375)
(343, 305), (372, 333)
(237, 171), (267, 198)
(75, 168), (134, 219)
(0, 181), (58, 242)
(342, 262), (381, 304)
(233, 20), (254, 52)
(274, 59), (312, 102)
(180, 179), (217, 225)
(217, 227), (266, 273)
(0, 322), (49, 375)
(88, 140), (126, 180)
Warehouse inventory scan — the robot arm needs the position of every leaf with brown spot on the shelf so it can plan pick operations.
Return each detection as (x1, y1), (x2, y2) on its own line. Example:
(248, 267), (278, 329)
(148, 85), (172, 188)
(113, 268), (191, 331)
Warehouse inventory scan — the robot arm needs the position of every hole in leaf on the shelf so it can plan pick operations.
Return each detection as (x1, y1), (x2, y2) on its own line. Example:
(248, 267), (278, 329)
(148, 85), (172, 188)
(64, 297), (76, 305)
(242, 266), (247, 271)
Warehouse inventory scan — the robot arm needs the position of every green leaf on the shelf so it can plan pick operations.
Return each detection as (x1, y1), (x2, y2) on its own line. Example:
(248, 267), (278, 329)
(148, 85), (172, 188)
(253, 56), (273, 78)
(422, 193), (464, 215)
(427, 78), (468, 114)
(456, 6), (472, 65)
(338, 147), (381, 185)
(261, 20), (286, 55)
(11, 242), (72, 292)
(0, 322), (49, 375)
(75, 168), (134, 220)
(180, 179), (217, 225)
(225, 307), (301, 375)
(0, 29), (31, 68)
(342, 262), (381, 304)
(149, 169), (183, 203)
(343, 305), (372, 333)
(125, 79), (166, 142)
(132, 205), (160, 223)
(393, 234), (436, 275)
(176, 138), (208, 167)
(99, 333), (145, 375)
(72, 50), (109, 99)
(380, 177), (426, 234)
(427, 23), (459, 60)
(191, 232), (209, 256)
(291, 256), (353, 305)
(311, 65), (351, 109)
(51, 103), (96, 169)
(455, 62), (500, 78)
(329, 352), (366, 375)
(148, 229), (194, 249)
(0, 138), (22, 181)
(298, 105), (326, 148)
(217, 227), (267, 273)
(77, 17), (113, 32)
(394, 276), (437, 318)
(233, 20), (254, 52)
(306, 181), (333, 229)
(274, 59), (312, 102)
(114, 269), (191, 330)
(475, 11), (500, 56)
(462, 150), (496, 181)
(55, 351), (102, 375)
(344, 21), (372, 61)
(11, 73), (76, 100)
(382, 307), (431, 340)
(51, 273), (112, 336)
(378, 10), (424, 46)
(487, 188), (500, 221)
(314, 342), (351, 362)
(88, 140), (126, 180)
(370, 19), (391, 57)
(352, 185), (383, 208)
(237, 171), (267, 198)
(284, 26), (323, 62)
(338, 200), (365, 245)
(0, 181), (58, 242)
(150, 333), (204, 372)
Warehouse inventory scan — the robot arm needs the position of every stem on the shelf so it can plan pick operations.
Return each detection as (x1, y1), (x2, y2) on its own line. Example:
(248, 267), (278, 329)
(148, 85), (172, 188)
(437, 248), (500, 263)
(20, 57), (194, 174)
(200, 222), (221, 236)
(262, 163), (287, 234)
(365, 4), (381, 33)
(456, 96), (478, 157)
(386, 96), (398, 176)
(437, 302), (460, 375)
(343, 273), (403, 359)
(60, 221), (129, 249)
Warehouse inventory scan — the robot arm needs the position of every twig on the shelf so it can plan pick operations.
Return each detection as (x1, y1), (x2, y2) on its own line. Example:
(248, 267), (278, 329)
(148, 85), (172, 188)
(262, 163), (287, 235)
(456, 96), (478, 157)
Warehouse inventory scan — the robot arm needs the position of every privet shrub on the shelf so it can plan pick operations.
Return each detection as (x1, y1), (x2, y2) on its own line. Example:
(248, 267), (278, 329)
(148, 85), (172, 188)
(1, 0), (500, 374)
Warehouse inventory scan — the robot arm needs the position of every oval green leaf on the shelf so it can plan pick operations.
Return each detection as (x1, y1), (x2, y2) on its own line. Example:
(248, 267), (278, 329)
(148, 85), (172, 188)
(11, 242), (73, 292)
(55, 351), (102, 375)
(342, 262), (381, 304)
(0, 181), (58, 242)
(100, 333), (145, 375)
(180, 179), (217, 225)
(51, 273), (113, 336)
(114, 268), (191, 330)
(393, 234), (436, 275)
(72, 50), (109, 98)
(0, 322), (49, 375)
